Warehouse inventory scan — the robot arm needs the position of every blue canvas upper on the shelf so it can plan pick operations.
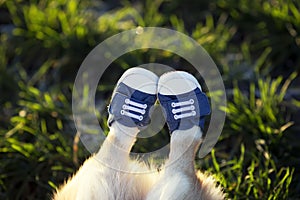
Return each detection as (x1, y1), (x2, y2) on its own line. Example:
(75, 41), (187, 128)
(158, 88), (210, 133)
(108, 82), (157, 129)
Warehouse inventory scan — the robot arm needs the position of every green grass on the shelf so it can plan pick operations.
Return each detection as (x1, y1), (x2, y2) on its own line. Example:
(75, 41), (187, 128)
(0, 0), (299, 199)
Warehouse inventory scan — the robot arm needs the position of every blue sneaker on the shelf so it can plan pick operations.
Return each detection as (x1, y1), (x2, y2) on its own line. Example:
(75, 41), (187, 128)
(108, 67), (158, 129)
(157, 71), (210, 133)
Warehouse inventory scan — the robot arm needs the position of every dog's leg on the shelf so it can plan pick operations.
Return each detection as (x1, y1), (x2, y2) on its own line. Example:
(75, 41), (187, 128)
(145, 126), (202, 200)
(52, 123), (138, 199)
(96, 123), (139, 169)
(145, 70), (224, 200)
(146, 126), (224, 200)
(53, 122), (157, 200)
(53, 67), (159, 200)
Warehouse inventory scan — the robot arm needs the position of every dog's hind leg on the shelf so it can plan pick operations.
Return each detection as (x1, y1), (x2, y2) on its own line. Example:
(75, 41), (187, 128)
(53, 67), (159, 200)
(52, 123), (145, 200)
(146, 71), (224, 200)
(146, 126), (224, 200)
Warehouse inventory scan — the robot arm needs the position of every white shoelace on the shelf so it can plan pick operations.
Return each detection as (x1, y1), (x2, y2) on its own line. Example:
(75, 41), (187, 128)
(120, 98), (147, 121)
(171, 99), (196, 120)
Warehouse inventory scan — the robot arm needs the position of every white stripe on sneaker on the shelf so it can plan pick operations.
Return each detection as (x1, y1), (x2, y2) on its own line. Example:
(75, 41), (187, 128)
(120, 110), (144, 121)
(172, 105), (195, 114)
(125, 98), (147, 109)
(171, 99), (197, 120)
(120, 98), (147, 121)
(122, 105), (146, 114)
(171, 99), (194, 107)
(174, 111), (196, 120)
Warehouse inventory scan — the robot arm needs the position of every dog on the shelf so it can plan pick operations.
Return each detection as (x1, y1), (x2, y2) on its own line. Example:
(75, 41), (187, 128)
(53, 68), (225, 200)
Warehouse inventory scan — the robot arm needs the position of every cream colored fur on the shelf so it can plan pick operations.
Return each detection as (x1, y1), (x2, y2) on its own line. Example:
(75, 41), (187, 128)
(53, 123), (224, 200)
